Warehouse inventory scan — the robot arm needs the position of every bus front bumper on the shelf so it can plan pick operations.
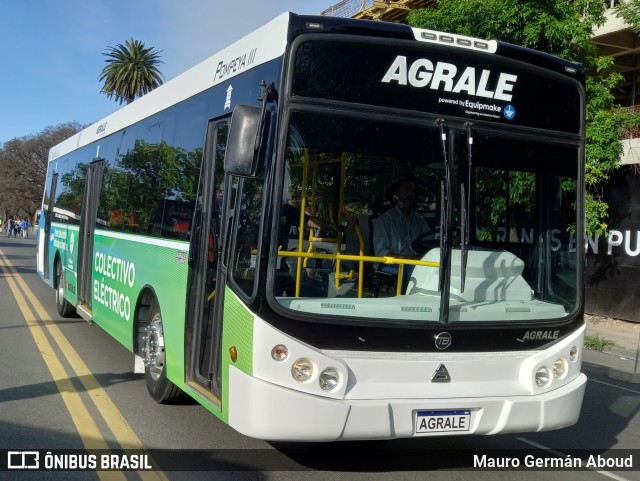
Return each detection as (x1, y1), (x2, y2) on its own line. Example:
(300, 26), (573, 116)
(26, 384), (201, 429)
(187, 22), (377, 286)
(227, 366), (587, 442)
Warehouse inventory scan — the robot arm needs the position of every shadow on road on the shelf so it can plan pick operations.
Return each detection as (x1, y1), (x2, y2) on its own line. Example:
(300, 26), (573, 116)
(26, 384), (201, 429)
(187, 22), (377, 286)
(0, 372), (140, 404)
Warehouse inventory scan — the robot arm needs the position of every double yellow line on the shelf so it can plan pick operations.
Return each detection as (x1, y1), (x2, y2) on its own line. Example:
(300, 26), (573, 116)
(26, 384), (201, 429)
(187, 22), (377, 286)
(0, 250), (169, 481)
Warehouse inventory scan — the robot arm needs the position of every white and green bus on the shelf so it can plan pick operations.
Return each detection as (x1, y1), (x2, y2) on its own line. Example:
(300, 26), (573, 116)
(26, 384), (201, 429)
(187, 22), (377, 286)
(37, 12), (587, 441)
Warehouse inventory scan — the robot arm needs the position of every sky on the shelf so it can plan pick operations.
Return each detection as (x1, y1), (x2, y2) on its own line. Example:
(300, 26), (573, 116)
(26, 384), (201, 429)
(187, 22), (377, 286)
(0, 0), (332, 145)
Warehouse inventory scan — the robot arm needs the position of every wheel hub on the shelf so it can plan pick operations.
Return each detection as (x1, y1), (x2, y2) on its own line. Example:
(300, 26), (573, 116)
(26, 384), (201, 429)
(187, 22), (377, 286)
(142, 315), (165, 380)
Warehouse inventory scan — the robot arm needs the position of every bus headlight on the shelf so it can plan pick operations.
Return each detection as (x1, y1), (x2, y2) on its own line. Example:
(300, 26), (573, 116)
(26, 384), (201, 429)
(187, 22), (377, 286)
(535, 367), (550, 387)
(319, 367), (340, 391)
(553, 358), (568, 379)
(291, 358), (314, 382)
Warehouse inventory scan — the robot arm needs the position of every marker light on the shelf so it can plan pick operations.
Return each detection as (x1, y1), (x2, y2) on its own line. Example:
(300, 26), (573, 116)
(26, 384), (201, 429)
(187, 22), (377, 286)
(229, 346), (238, 363)
(319, 367), (340, 391)
(553, 358), (568, 379)
(570, 346), (579, 362)
(535, 367), (550, 387)
(292, 358), (314, 382)
(271, 344), (288, 362)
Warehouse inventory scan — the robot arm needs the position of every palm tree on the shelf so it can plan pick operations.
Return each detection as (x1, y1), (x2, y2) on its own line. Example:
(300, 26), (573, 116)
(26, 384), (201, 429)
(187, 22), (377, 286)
(99, 38), (164, 105)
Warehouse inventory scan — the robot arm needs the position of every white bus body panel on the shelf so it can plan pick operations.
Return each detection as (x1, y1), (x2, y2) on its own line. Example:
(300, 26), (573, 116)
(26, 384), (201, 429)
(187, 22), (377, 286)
(37, 229), (45, 276)
(229, 367), (586, 441)
(228, 317), (586, 441)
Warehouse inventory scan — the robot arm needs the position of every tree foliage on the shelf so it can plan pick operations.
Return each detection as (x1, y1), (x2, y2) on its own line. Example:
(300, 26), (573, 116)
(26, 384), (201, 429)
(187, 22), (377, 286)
(0, 122), (82, 222)
(99, 38), (164, 105)
(408, 0), (640, 236)
(615, 0), (640, 34)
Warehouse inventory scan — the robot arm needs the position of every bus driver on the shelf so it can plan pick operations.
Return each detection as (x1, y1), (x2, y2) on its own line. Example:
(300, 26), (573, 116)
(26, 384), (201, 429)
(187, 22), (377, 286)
(372, 178), (430, 281)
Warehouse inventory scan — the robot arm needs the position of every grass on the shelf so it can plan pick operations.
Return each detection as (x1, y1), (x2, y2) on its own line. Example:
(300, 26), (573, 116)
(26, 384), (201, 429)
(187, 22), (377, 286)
(584, 334), (617, 352)
(588, 315), (606, 325)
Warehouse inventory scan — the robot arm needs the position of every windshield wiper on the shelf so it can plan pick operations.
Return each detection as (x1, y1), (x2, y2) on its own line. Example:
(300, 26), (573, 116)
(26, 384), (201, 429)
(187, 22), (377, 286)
(460, 123), (473, 293)
(437, 119), (452, 324)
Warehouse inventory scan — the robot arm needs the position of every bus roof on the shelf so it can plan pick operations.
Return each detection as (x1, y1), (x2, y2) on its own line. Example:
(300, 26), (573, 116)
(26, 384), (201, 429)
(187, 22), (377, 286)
(48, 12), (583, 162)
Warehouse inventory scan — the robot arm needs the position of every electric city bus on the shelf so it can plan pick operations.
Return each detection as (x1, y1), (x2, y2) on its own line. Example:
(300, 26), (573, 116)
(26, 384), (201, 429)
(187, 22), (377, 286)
(37, 12), (586, 441)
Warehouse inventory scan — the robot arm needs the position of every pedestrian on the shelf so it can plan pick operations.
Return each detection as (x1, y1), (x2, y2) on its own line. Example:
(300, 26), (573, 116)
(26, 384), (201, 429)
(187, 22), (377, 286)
(20, 218), (29, 238)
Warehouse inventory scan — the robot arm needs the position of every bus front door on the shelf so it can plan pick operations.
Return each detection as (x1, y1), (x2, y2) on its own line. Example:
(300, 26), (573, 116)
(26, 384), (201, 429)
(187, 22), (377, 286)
(41, 172), (58, 281)
(76, 160), (104, 318)
(185, 119), (229, 406)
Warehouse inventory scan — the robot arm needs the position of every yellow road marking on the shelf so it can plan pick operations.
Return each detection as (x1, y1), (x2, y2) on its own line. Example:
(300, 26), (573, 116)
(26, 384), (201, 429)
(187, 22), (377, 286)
(0, 251), (170, 481)
(0, 255), (126, 481)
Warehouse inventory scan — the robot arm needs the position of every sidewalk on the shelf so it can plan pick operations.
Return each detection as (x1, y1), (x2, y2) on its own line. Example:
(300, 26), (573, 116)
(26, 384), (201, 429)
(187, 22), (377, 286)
(585, 315), (640, 381)
(585, 315), (640, 358)
(0, 229), (35, 238)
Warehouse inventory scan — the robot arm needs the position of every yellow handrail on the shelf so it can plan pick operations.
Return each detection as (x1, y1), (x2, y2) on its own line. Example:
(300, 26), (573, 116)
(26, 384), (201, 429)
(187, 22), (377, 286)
(288, 151), (427, 298)
(278, 250), (439, 267)
(278, 248), (438, 298)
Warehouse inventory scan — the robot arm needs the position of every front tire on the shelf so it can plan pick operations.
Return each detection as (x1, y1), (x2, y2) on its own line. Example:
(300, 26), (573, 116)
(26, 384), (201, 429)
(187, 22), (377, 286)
(143, 299), (185, 404)
(55, 260), (76, 318)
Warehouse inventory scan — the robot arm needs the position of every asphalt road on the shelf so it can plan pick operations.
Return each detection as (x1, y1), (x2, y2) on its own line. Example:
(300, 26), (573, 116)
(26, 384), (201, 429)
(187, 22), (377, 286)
(0, 235), (639, 481)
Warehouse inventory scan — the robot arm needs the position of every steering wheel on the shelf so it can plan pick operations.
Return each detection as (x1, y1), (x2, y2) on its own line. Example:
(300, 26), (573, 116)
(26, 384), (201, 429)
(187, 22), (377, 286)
(412, 232), (439, 255)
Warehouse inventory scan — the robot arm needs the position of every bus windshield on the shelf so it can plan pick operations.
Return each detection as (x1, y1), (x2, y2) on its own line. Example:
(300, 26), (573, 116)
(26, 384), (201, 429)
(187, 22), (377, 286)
(269, 110), (579, 325)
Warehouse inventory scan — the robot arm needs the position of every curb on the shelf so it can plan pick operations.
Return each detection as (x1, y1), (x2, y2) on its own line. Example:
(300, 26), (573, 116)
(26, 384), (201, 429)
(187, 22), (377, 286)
(608, 369), (640, 383)
(585, 347), (640, 383)
(602, 346), (637, 360)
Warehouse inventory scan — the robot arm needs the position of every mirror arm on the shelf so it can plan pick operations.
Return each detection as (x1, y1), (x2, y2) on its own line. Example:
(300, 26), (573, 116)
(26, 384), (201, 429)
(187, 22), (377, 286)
(254, 81), (279, 153)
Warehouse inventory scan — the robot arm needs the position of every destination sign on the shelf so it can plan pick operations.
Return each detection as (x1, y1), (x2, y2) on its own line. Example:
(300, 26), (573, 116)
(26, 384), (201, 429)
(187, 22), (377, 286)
(291, 39), (582, 134)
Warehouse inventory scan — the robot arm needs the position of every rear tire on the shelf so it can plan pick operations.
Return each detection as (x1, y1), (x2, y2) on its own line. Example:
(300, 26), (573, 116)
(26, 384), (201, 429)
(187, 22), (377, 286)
(55, 260), (76, 318)
(143, 299), (185, 404)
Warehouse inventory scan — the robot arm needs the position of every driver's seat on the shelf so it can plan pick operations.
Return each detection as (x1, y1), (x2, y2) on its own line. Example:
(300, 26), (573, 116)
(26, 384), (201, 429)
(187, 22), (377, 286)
(368, 214), (397, 297)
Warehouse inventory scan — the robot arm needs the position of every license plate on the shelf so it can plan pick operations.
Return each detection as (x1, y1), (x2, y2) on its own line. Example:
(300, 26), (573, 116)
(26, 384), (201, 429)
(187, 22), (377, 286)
(415, 409), (471, 433)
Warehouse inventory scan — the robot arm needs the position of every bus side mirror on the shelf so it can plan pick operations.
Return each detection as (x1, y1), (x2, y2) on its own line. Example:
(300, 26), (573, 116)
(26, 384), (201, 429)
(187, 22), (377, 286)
(224, 104), (271, 178)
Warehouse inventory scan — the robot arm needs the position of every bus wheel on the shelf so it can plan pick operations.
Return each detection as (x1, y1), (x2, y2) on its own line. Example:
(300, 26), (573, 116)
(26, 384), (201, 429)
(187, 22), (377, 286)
(55, 260), (75, 318)
(143, 300), (185, 404)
